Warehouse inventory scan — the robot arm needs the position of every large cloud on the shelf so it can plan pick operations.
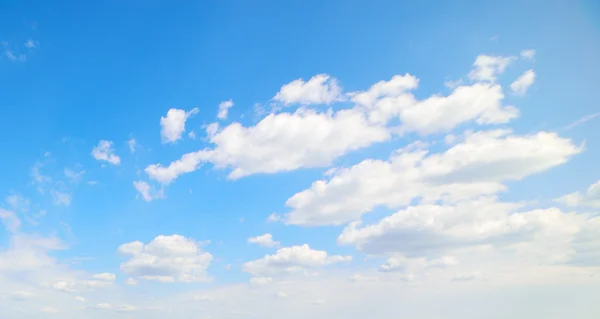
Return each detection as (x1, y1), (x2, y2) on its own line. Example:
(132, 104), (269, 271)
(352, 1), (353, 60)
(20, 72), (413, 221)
(284, 130), (582, 226)
(145, 54), (525, 183)
(118, 235), (213, 283)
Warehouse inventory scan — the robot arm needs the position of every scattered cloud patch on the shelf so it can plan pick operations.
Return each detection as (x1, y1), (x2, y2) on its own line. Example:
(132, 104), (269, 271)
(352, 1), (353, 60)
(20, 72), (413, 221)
(91, 140), (121, 165)
(217, 100), (234, 120)
(248, 233), (280, 248)
(273, 74), (343, 105)
(160, 108), (199, 143)
(510, 69), (535, 95)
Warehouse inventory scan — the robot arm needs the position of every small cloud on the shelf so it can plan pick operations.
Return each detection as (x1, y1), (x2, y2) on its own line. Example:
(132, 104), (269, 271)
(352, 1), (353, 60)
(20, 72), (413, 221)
(64, 168), (85, 183)
(188, 130), (196, 140)
(444, 78), (463, 89)
(266, 213), (281, 223)
(510, 69), (535, 95)
(24, 39), (38, 49)
(51, 190), (72, 207)
(224, 264), (231, 271)
(562, 112), (600, 131)
(217, 99), (234, 120)
(91, 140), (120, 165)
(128, 138), (136, 153)
(125, 278), (138, 285)
(133, 181), (164, 202)
(520, 49), (536, 60)
(75, 296), (86, 302)
(452, 272), (481, 282)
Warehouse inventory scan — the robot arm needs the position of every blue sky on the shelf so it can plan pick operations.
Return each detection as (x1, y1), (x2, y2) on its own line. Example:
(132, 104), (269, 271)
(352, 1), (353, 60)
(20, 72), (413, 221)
(1, 0), (600, 318)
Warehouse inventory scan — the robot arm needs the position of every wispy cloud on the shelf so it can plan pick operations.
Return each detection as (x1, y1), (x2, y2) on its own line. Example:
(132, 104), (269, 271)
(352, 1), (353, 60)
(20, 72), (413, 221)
(563, 112), (600, 131)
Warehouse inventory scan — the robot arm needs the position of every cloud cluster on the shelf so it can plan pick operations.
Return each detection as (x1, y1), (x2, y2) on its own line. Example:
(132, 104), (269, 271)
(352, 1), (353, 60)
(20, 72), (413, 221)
(118, 235), (213, 283)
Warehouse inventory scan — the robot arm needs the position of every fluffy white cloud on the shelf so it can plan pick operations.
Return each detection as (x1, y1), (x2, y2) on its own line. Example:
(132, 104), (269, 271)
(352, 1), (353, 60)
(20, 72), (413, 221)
(118, 235), (213, 283)
(160, 108), (199, 143)
(248, 233), (280, 248)
(468, 55), (514, 82)
(556, 180), (600, 209)
(217, 100), (234, 120)
(338, 196), (593, 267)
(242, 244), (351, 278)
(510, 69), (535, 95)
(520, 49), (536, 60)
(145, 53), (528, 183)
(133, 181), (164, 202)
(75, 296), (86, 302)
(146, 107), (390, 182)
(284, 130), (582, 226)
(0, 209), (21, 233)
(273, 74), (343, 105)
(91, 140), (121, 165)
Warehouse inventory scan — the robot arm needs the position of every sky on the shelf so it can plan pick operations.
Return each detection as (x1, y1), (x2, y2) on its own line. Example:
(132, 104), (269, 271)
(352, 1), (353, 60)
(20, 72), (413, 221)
(1, 0), (600, 318)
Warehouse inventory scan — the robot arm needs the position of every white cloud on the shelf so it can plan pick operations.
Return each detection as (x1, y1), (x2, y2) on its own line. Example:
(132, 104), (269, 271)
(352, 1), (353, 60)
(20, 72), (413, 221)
(273, 74), (343, 105)
(284, 130), (582, 226)
(0, 209), (21, 232)
(563, 112), (600, 131)
(51, 190), (72, 207)
(556, 180), (600, 208)
(188, 130), (196, 140)
(242, 244), (351, 278)
(217, 100), (234, 120)
(92, 273), (116, 281)
(24, 39), (38, 49)
(160, 108), (199, 143)
(125, 278), (139, 285)
(248, 233), (280, 248)
(128, 138), (137, 153)
(146, 107), (389, 182)
(64, 168), (85, 183)
(338, 197), (591, 266)
(249, 276), (273, 286)
(145, 54), (527, 183)
(380, 255), (459, 272)
(468, 55), (515, 82)
(118, 235), (213, 283)
(91, 140), (121, 165)
(117, 305), (137, 312)
(75, 296), (86, 302)
(133, 181), (164, 202)
(5, 193), (30, 211)
(510, 69), (535, 95)
(520, 49), (536, 60)
(267, 213), (282, 223)
(452, 272), (481, 282)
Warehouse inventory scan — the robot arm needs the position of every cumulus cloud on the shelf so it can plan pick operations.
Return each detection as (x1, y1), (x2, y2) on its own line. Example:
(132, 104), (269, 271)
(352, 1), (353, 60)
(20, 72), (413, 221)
(338, 197), (592, 268)
(468, 55), (515, 82)
(51, 190), (72, 206)
(248, 233), (280, 248)
(160, 108), (199, 143)
(118, 235), (213, 283)
(510, 69), (535, 95)
(556, 180), (600, 209)
(284, 130), (582, 226)
(242, 244), (351, 278)
(145, 53), (527, 183)
(217, 100), (234, 120)
(273, 74), (343, 105)
(146, 108), (390, 182)
(91, 140), (121, 165)
(133, 181), (164, 202)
